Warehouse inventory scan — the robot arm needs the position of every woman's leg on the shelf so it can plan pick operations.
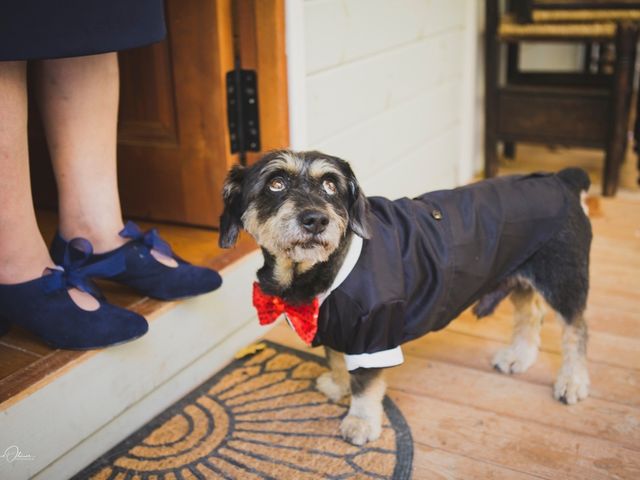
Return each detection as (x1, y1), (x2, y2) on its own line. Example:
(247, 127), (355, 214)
(34, 52), (126, 253)
(0, 57), (148, 343)
(36, 52), (176, 268)
(0, 61), (54, 284)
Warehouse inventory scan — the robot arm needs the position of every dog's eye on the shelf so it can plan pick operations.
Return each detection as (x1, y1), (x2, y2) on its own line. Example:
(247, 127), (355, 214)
(323, 179), (337, 195)
(268, 177), (286, 192)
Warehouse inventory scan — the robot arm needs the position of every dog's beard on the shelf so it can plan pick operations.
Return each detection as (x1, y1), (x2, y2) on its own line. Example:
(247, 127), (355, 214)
(242, 200), (347, 265)
(287, 240), (334, 264)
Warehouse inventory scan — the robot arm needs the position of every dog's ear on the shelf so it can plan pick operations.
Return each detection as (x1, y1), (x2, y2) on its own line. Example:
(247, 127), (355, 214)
(346, 166), (371, 239)
(219, 165), (246, 248)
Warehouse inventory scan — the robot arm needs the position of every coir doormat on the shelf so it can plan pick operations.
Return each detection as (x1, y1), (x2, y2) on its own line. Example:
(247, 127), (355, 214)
(75, 341), (413, 479)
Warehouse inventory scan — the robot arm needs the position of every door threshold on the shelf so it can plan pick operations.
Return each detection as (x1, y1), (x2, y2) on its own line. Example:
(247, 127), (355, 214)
(0, 210), (257, 408)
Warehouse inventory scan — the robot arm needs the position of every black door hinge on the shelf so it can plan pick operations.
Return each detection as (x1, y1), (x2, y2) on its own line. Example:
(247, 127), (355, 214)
(226, 69), (260, 164)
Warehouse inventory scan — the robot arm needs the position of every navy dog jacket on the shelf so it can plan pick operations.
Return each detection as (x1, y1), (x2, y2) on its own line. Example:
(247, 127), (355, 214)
(311, 173), (571, 370)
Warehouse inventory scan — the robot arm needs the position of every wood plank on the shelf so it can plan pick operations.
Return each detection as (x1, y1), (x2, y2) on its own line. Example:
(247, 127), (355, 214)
(266, 322), (640, 444)
(266, 321), (640, 409)
(0, 344), (40, 382)
(0, 350), (83, 403)
(403, 329), (640, 408)
(412, 443), (539, 480)
(472, 289), (640, 341)
(389, 389), (640, 480)
(0, 327), (52, 356)
(266, 323), (640, 478)
(386, 355), (640, 451)
(448, 310), (640, 370)
(580, 303), (640, 338)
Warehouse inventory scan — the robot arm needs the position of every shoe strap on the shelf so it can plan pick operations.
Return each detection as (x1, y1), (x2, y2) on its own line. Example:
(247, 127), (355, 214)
(42, 238), (125, 298)
(119, 221), (173, 258)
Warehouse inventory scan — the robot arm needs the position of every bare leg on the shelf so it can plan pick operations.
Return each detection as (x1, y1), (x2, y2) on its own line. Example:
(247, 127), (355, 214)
(493, 286), (545, 374)
(35, 53), (176, 267)
(34, 53), (126, 253)
(554, 313), (590, 404)
(340, 368), (385, 445)
(316, 347), (350, 401)
(0, 61), (54, 284)
(0, 61), (97, 309)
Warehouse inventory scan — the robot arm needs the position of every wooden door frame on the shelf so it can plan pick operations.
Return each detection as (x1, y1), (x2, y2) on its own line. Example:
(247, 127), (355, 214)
(234, 0), (290, 166)
(117, 0), (290, 227)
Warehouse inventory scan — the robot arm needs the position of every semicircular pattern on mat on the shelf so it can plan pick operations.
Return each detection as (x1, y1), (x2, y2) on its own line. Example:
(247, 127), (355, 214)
(77, 342), (413, 479)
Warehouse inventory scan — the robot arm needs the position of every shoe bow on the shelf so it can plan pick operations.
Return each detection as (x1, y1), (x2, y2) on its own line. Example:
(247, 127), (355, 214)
(119, 221), (173, 258)
(42, 238), (126, 297)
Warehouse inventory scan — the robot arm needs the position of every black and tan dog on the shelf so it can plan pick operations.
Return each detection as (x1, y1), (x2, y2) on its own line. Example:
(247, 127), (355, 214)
(219, 150), (592, 445)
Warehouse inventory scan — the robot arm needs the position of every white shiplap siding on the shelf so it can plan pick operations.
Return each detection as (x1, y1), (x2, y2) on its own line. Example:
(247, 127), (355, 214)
(295, 0), (473, 198)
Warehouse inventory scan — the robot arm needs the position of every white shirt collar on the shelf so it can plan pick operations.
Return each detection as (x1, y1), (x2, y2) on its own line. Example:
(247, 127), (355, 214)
(317, 234), (363, 306)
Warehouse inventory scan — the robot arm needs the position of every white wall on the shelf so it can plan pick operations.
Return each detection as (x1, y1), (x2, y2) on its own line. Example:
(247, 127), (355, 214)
(287, 0), (478, 198)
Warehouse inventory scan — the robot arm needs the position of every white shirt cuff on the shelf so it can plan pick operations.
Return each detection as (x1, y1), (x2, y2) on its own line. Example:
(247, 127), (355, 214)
(343, 346), (404, 371)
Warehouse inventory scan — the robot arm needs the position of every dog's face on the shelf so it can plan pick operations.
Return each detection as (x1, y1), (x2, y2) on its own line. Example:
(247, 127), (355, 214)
(219, 150), (370, 266)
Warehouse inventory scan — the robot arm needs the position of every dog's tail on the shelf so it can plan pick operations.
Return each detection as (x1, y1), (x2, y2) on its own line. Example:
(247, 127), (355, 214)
(556, 167), (591, 195)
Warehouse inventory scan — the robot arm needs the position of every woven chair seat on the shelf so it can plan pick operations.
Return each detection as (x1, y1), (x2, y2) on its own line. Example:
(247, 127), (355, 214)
(532, 9), (640, 23)
(499, 14), (616, 40)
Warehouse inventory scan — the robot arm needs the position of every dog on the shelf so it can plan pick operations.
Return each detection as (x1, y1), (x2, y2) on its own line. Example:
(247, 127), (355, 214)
(219, 150), (592, 445)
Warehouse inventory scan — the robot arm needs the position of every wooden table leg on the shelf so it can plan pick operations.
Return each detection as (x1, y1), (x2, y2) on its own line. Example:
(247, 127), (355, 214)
(603, 22), (637, 196)
(484, 0), (500, 178)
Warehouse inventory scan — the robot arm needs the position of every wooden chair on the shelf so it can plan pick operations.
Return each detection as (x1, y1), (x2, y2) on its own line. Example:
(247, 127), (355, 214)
(636, 82), (640, 184)
(485, 0), (640, 196)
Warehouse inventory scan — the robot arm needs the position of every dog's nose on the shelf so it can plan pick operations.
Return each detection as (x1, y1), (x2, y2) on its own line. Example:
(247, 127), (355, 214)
(299, 210), (329, 235)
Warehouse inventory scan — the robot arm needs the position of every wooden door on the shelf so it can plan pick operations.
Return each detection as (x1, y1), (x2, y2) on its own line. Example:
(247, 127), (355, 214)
(117, 0), (234, 227)
(30, 0), (289, 228)
(118, 0), (289, 227)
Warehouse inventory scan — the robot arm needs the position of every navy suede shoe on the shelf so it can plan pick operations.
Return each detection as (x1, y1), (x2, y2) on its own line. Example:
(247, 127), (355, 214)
(51, 222), (222, 301)
(0, 238), (148, 349)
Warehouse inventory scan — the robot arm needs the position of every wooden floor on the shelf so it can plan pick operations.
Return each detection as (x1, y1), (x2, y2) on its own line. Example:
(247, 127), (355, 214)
(0, 214), (256, 406)
(263, 146), (640, 479)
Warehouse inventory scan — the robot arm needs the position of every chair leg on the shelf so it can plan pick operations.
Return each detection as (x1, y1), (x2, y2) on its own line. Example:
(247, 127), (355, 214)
(583, 43), (593, 74)
(603, 23), (637, 196)
(484, 0), (500, 178)
(504, 142), (516, 159)
(635, 59), (640, 186)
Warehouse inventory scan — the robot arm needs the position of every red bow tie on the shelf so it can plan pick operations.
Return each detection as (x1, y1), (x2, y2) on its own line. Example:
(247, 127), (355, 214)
(252, 282), (319, 345)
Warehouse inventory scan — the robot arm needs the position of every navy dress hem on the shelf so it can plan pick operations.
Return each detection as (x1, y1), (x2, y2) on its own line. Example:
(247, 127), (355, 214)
(0, 1), (166, 61)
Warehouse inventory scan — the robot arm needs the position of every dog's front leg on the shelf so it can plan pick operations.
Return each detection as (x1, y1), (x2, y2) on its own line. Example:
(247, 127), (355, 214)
(316, 347), (351, 401)
(340, 368), (385, 445)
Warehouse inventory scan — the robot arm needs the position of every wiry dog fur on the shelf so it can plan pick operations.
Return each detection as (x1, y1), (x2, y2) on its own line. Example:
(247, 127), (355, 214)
(220, 150), (592, 445)
(220, 150), (369, 304)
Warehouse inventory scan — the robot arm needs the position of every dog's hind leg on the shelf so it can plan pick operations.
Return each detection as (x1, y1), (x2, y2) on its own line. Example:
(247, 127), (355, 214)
(554, 312), (589, 404)
(493, 285), (545, 374)
(316, 347), (351, 401)
(340, 368), (385, 445)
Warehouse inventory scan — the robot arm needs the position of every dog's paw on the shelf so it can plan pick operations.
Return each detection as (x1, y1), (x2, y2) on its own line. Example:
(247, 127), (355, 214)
(316, 372), (349, 402)
(340, 415), (381, 446)
(492, 342), (538, 374)
(554, 365), (590, 405)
